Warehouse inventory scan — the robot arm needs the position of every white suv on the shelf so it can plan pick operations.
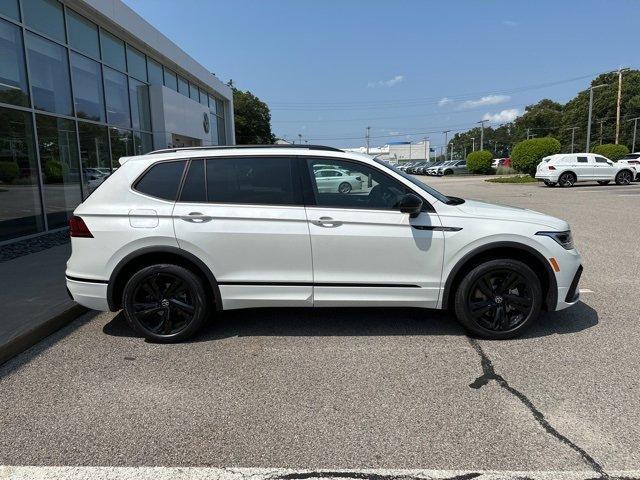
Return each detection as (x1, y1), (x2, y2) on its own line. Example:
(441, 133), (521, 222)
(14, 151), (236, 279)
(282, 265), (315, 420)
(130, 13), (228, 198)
(66, 145), (583, 342)
(535, 153), (636, 187)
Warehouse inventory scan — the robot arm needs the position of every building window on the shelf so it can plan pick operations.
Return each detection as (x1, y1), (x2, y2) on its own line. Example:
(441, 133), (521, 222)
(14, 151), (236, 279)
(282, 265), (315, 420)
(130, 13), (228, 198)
(70, 52), (105, 122)
(133, 130), (153, 155)
(0, 107), (44, 241)
(163, 67), (177, 91)
(77, 121), (110, 197)
(199, 90), (209, 106)
(147, 57), (163, 85)
(177, 76), (188, 96)
(0, 18), (29, 107)
(67, 9), (99, 59)
(100, 29), (126, 71)
(129, 78), (151, 131)
(22, 0), (66, 42)
(109, 127), (133, 168)
(126, 45), (147, 82)
(209, 113), (218, 146)
(0, 0), (20, 21)
(217, 116), (226, 145)
(35, 114), (82, 228)
(189, 82), (199, 102)
(25, 32), (73, 116)
(104, 66), (130, 128)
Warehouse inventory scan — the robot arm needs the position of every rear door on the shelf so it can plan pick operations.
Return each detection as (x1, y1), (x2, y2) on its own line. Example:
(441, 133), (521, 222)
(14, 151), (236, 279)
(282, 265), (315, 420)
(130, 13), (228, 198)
(574, 155), (592, 179)
(172, 156), (313, 309)
(302, 157), (445, 308)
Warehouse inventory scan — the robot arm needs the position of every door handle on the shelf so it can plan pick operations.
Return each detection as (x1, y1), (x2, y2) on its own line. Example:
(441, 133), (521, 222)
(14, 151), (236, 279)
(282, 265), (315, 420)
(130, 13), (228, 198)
(181, 212), (213, 223)
(311, 216), (342, 228)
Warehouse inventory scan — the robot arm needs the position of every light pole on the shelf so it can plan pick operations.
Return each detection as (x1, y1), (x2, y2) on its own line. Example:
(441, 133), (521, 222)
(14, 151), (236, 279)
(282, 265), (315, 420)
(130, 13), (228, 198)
(567, 126), (578, 153)
(442, 130), (451, 161)
(471, 137), (475, 152)
(586, 83), (607, 152)
(477, 120), (488, 150)
(615, 67), (629, 144)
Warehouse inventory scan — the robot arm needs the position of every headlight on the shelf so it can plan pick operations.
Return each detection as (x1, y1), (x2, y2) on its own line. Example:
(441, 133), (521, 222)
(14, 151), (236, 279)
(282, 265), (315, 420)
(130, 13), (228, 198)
(536, 230), (574, 250)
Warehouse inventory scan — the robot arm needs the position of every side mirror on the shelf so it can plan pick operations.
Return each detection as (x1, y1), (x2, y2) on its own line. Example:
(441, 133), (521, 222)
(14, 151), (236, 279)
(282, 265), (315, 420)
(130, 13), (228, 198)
(607, 161), (614, 166)
(399, 193), (423, 218)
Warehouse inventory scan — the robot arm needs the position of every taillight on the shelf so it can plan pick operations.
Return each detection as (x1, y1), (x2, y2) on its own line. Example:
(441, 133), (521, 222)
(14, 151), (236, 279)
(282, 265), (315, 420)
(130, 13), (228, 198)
(548, 165), (556, 170)
(69, 215), (93, 238)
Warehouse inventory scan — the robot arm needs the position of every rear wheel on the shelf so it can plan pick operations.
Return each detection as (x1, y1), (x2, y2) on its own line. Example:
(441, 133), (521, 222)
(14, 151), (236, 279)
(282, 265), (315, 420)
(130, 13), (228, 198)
(558, 172), (576, 187)
(444, 169), (453, 175)
(615, 170), (633, 185)
(597, 180), (610, 185)
(122, 264), (209, 342)
(454, 259), (542, 339)
(338, 181), (352, 193)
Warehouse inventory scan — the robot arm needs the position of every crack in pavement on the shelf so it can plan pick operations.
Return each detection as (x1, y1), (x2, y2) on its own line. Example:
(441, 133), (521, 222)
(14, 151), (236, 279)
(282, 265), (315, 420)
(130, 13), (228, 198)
(273, 471), (481, 480)
(467, 338), (609, 479)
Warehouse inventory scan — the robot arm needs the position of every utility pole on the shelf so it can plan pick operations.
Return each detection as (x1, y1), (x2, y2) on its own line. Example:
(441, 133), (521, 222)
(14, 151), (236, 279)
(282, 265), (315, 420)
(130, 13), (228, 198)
(365, 126), (370, 155)
(615, 67), (629, 144)
(442, 130), (451, 160)
(526, 128), (530, 140)
(567, 126), (578, 153)
(477, 120), (488, 150)
(471, 137), (475, 152)
(587, 83), (607, 152)
(598, 120), (604, 145)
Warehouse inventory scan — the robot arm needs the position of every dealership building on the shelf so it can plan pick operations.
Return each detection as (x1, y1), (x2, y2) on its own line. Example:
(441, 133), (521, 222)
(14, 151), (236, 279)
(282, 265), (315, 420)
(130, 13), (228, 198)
(0, 0), (235, 243)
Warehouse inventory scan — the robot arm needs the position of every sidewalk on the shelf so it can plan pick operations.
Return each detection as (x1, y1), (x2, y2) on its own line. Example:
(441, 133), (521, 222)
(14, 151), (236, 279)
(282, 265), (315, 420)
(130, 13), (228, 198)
(0, 238), (86, 365)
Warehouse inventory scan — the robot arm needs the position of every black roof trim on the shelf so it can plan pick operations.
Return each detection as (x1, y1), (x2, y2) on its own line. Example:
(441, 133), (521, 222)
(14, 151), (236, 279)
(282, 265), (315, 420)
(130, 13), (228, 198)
(146, 144), (344, 155)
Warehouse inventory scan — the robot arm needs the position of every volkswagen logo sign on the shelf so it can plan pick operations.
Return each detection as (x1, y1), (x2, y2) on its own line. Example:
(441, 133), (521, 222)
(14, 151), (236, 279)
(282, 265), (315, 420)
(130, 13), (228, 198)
(203, 113), (210, 133)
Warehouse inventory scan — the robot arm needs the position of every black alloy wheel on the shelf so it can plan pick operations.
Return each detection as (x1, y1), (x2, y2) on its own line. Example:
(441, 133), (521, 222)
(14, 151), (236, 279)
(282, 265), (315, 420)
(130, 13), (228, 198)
(338, 182), (352, 194)
(558, 172), (576, 187)
(454, 259), (542, 339)
(122, 264), (209, 342)
(615, 170), (632, 185)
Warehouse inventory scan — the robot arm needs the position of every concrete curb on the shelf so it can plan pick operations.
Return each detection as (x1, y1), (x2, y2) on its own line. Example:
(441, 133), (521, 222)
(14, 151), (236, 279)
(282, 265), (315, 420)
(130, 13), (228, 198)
(0, 304), (88, 366)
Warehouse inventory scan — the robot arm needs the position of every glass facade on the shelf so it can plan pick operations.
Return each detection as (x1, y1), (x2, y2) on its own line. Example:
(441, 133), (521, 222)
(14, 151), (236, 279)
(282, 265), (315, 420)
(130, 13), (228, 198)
(0, 0), (228, 242)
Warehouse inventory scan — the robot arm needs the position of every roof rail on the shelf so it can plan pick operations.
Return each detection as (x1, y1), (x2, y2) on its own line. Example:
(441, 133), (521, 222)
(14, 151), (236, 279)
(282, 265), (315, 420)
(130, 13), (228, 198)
(146, 144), (344, 155)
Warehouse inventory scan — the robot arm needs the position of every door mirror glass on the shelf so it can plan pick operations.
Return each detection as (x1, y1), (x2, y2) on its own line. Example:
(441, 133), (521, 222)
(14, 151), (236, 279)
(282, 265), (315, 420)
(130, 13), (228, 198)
(399, 193), (423, 217)
(607, 160), (613, 166)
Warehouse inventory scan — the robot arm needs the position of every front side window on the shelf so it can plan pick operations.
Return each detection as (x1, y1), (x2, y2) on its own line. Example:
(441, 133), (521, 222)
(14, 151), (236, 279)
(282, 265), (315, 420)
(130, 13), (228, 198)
(206, 157), (298, 205)
(307, 158), (412, 211)
(135, 160), (186, 201)
(180, 159), (206, 202)
(595, 157), (609, 163)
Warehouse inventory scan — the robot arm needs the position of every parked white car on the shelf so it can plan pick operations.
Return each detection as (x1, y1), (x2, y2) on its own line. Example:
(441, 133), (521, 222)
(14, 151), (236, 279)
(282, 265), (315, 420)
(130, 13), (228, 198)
(535, 153), (636, 187)
(314, 168), (364, 193)
(617, 153), (640, 181)
(66, 145), (582, 342)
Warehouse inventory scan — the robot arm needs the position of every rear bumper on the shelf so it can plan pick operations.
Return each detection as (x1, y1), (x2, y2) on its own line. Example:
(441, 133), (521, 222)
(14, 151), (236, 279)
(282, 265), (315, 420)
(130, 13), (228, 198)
(535, 173), (560, 182)
(66, 276), (109, 311)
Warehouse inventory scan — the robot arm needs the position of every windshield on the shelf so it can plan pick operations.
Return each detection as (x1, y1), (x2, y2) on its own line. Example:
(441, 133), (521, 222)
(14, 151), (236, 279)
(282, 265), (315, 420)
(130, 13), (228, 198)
(375, 158), (452, 204)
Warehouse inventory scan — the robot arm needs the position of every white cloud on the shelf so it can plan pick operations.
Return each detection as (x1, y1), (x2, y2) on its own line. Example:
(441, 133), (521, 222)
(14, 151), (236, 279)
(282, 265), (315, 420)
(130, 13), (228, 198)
(438, 97), (452, 107)
(502, 20), (518, 27)
(482, 108), (520, 123)
(368, 75), (405, 88)
(458, 94), (510, 110)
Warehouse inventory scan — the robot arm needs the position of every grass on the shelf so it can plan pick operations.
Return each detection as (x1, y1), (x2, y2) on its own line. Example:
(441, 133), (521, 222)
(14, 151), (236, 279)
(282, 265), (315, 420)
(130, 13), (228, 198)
(485, 175), (537, 184)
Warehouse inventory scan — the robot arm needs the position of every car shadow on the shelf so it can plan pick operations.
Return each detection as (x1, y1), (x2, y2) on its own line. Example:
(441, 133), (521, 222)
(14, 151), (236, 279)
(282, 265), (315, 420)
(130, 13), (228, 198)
(102, 301), (598, 342)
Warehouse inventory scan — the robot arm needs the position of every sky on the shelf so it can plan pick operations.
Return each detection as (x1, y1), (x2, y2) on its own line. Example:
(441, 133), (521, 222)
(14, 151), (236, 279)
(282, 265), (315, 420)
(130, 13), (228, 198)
(123, 0), (640, 149)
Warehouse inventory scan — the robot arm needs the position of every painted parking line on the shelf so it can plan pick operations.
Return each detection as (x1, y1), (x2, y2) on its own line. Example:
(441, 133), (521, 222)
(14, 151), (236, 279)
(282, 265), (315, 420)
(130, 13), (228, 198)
(617, 193), (640, 196)
(579, 288), (594, 293)
(2, 467), (640, 480)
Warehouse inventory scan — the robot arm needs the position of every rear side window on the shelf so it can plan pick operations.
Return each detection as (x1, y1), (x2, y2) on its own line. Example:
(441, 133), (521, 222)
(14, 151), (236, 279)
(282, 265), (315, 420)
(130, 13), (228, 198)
(577, 156), (588, 163)
(205, 157), (299, 205)
(135, 160), (186, 200)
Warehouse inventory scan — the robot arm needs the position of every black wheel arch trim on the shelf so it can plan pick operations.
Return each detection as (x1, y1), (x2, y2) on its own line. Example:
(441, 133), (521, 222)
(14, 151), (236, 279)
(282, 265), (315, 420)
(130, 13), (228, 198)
(441, 241), (558, 311)
(107, 246), (222, 312)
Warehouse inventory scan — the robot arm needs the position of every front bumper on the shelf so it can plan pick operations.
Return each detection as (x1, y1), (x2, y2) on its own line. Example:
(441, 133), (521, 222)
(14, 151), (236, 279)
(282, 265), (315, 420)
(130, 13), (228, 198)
(66, 276), (109, 311)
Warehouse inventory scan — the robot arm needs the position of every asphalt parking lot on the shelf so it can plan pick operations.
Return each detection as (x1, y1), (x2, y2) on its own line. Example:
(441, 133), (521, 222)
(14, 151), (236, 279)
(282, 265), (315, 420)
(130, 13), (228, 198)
(1, 176), (640, 478)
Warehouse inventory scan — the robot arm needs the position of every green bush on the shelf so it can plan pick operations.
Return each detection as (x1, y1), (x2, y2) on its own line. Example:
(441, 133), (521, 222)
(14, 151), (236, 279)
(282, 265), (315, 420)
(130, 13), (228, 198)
(592, 143), (629, 161)
(44, 160), (69, 183)
(0, 161), (19, 184)
(466, 150), (494, 174)
(511, 137), (561, 176)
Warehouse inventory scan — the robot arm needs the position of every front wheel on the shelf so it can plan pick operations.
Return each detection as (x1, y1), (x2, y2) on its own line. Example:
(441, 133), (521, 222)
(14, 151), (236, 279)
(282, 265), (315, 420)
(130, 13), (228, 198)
(597, 180), (610, 185)
(338, 182), (352, 194)
(443, 169), (453, 175)
(615, 170), (633, 185)
(453, 259), (542, 339)
(122, 264), (210, 342)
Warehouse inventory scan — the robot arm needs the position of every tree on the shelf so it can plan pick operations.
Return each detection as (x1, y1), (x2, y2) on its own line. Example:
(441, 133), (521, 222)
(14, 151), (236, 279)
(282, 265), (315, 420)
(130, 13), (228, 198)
(592, 143), (629, 161)
(232, 88), (275, 145)
(511, 137), (561, 176)
(466, 150), (494, 174)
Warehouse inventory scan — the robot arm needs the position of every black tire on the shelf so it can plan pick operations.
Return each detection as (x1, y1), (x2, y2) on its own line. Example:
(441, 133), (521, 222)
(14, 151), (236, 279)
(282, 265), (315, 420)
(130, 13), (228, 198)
(615, 170), (633, 185)
(558, 172), (576, 187)
(597, 180), (610, 185)
(122, 264), (209, 342)
(338, 181), (352, 194)
(444, 169), (453, 175)
(543, 181), (557, 187)
(453, 259), (542, 340)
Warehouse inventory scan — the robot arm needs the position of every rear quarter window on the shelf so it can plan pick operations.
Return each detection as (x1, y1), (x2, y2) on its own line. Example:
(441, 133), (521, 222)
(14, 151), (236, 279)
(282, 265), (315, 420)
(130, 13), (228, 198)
(134, 160), (186, 200)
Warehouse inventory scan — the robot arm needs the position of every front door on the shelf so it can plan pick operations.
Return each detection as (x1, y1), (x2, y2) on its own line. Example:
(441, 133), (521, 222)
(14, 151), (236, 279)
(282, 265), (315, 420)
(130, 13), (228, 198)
(593, 155), (617, 179)
(302, 157), (445, 308)
(172, 157), (313, 309)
